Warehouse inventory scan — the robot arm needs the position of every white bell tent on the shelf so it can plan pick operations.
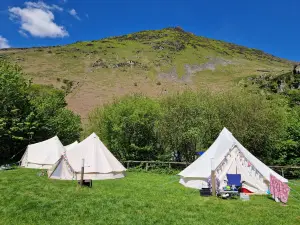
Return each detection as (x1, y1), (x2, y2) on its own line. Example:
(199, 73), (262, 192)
(179, 128), (288, 194)
(20, 136), (65, 169)
(48, 133), (126, 180)
(64, 141), (78, 151)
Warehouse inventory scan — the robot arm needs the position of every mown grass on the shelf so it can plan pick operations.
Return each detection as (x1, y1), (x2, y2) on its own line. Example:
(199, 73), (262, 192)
(0, 169), (300, 225)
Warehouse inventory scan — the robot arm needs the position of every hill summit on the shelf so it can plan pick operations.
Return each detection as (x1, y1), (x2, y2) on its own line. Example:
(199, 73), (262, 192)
(0, 27), (292, 117)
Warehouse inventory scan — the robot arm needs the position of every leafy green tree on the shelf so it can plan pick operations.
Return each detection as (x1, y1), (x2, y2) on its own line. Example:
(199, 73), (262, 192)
(158, 91), (221, 162)
(86, 95), (161, 161)
(29, 84), (66, 118)
(28, 84), (81, 144)
(48, 108), (81, 145)
(0, 61), (81, 163)
(214, 88), (289, 163)
(0, 61), (37, 163)
(275, 106), (300, 165)
(85, 86), (292, 165)
(157, 89), (289, 163)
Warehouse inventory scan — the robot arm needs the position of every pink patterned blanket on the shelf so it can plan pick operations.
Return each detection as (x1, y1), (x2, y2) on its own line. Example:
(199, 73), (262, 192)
(270, 174), (290, 203)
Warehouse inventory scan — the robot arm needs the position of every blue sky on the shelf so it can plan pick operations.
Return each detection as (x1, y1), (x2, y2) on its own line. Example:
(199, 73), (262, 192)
(0, 0), (299, 61)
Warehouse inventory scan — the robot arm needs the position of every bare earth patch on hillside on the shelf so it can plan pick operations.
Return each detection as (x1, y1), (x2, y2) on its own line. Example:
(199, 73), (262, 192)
(26, 61), (289, 120)
(158, 58), (233, 82)
(65, 76), (192, 119)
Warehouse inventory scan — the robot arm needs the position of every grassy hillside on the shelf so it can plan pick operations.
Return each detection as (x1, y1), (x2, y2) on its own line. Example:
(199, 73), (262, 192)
(0, 169), (300, 225)
(0, 27), (292, 117)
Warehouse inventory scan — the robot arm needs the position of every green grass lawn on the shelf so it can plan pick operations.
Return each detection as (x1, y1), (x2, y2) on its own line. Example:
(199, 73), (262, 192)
(0, 169), (299, 225)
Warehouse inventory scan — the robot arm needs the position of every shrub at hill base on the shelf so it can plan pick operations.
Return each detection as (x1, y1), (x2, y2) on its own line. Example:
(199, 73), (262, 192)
(29, 84), (81, 144)
(158, 89), (289, 164)
(214, 89), (289, 164)
(0, 61), (81, 164)
(86, 95), (162, 161)
(0, 61), (34, 164)
(157, 91), (221, 163)
(275, 107), (300, 166)
(87, 89), (292, 164)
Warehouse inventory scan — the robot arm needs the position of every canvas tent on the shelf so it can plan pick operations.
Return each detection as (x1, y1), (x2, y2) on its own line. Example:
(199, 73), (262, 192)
(20, 136), (65, 169)
(179, 128), (288, 194)
(64, 141), (78, 151)
(48, 133), (126, 180)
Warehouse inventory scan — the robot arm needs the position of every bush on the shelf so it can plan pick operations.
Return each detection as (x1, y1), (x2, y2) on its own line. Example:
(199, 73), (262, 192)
(0, 61), (81, 163)
(213, 88), (289, 163)
(275, 106), (300, 165)
(28, 84), (81, 145)
(157, 89), (289, 163)
(286, 89), (300, 106)
(157, 90), (220, 162)
(0, 61), (35, 163)
(47, 108), (81, 144)
(86, 88), (293, 165)
(86, 94), (162, 161)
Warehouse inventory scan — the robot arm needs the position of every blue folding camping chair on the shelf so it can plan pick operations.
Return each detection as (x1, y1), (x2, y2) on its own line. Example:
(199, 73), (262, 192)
(218, 174), (242, 199)
(226, 174), (242, 190)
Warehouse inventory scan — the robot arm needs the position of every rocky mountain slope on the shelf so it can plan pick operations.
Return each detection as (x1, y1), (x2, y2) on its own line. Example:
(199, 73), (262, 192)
(0, 27), (293, 118)
(245, 70), (300, 106)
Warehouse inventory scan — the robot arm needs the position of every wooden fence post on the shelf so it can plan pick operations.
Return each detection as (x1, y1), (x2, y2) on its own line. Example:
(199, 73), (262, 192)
(80, 158), (84, 187)
(211, 158), (216, 197)
(127, 161), (129, 169)
(146, 162), (149, 171)
(281, 168), (284, 178)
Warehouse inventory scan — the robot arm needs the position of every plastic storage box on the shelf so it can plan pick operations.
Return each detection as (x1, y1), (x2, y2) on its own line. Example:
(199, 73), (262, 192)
(240, 193), (250, 201)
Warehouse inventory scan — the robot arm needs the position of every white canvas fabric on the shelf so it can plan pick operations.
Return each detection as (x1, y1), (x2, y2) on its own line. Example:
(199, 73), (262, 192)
(20, 136), (65, 169)
(179, 128), (288, 194)
(64, 141), (78, 151)
(49, 133), (126, 180)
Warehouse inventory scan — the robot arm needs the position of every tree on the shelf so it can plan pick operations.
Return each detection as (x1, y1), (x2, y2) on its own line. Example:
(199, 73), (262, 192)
(158, 91), (220, 162)
(157, 88), (289, 163)
(86, 87), (291, 165)
(0, 61), (37, 163)
(86, 94), (161, 161)
(275, 106), (300, 165)
(28, 84), (81, 144)
(29, 84), (66, 119)
(0, 60), (81, 163)
(215, 88), (289, 163)
(47, 108), (81, 145)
